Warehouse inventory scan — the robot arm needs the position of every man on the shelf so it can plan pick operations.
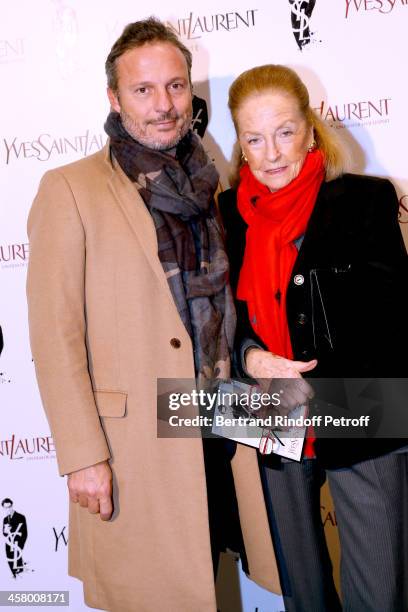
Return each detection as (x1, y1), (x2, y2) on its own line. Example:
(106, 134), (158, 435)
(27, 18), (280, 611)
(2, 498), (28, 578)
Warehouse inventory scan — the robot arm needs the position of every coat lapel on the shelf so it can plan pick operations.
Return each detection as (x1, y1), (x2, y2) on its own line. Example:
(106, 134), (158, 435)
(104, 145), (170, 287)
(103, 145), (190, 328)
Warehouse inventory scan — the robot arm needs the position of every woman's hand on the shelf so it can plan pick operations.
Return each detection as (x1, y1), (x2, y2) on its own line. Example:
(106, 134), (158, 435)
(245, 348), (317, 415)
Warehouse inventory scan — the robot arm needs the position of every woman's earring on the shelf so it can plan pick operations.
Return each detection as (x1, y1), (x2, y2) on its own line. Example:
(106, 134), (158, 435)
(308, 140), (317, 153)
(241, 152), (248, 162)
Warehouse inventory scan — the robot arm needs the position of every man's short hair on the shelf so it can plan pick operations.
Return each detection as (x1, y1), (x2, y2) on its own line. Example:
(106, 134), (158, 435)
(1, 498), (13, 507)
(105, 16), (192, 92)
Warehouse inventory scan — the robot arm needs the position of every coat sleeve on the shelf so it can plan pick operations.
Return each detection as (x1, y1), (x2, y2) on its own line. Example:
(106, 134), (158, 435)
(27, 170), (111, 476)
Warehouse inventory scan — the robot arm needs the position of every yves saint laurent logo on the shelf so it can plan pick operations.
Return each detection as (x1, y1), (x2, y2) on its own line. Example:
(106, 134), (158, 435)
(0, 435), (56, 460)
(168, 9), (258, 40)
(3, 132), (105, 164)
(345, 0), (408, 18)
(289, 0), (318, 49)
(2, 499), (30, 578)
(314, 97), (391, 129)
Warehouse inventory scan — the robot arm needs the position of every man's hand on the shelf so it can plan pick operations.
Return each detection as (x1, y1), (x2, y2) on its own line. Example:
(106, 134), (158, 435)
(245, 348), (317, 415)
(67, 460), (113, 521)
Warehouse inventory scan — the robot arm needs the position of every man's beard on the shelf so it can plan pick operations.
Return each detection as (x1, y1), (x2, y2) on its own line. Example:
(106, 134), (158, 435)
(120, 109), (193, 150)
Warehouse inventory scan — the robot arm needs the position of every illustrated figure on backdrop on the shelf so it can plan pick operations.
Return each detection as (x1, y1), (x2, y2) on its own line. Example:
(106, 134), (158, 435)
(2, 498), (28, 579)
(219, 64), (408, 612)
(26, 18), (280, 612)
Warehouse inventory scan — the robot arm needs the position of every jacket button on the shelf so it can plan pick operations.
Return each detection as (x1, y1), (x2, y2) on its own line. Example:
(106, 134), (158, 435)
(294, 274), (304, 286)
(296, 313), (307, 325)
(170, 338), (181, 348)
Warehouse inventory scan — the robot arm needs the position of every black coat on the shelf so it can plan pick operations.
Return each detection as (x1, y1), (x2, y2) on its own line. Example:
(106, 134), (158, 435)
(219, 174), (408, 468)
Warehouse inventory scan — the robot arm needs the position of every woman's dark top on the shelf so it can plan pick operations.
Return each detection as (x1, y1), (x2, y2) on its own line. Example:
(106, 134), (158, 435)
(219, 173), (408, 468)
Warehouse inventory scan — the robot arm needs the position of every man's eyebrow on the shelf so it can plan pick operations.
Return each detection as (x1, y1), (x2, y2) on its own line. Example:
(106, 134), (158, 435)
(128, 76), (188, 88)
(128, 81), (154, 88)
(167, 76), (188, 81)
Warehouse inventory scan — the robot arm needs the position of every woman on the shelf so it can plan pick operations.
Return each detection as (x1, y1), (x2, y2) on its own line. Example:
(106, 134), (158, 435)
(219, 64), (408, 612)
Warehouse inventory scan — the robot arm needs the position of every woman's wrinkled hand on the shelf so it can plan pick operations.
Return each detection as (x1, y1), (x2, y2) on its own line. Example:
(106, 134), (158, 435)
(245, 348), (317, 416)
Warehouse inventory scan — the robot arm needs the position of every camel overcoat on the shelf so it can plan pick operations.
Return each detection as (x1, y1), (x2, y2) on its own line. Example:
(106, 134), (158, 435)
(26, 144), (280, 612)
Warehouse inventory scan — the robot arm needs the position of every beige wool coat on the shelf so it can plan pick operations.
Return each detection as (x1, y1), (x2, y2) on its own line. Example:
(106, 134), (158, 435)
(26, 144), (280, 612)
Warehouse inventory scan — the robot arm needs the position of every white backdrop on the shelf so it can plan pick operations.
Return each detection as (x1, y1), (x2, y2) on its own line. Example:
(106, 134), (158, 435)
(1, 1), (407, 611)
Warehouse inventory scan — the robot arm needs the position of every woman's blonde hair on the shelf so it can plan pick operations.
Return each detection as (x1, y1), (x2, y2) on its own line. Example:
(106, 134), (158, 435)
(228, 64), (350, 183)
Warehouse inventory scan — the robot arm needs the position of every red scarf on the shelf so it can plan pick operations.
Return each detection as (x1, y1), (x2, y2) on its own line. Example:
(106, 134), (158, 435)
(237, 149), (324, 358)
(237, 151), (324, 459)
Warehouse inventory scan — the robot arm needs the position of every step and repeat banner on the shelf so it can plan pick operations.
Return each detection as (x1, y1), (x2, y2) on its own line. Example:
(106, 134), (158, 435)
(1, 1), (407, 610)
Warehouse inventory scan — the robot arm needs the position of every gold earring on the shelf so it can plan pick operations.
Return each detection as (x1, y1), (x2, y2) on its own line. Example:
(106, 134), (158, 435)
(308, 140), (317, 153)
(241, 152), (248, 163)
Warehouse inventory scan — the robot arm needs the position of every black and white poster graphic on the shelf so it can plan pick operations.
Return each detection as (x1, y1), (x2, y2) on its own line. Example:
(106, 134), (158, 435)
(2, 498), (29, 578)
(289, 0), (317, 49)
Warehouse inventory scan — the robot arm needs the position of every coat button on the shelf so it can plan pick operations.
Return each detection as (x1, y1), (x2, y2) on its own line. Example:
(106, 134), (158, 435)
(296, 313), (307, 325)
(294, 274), (304, 286)
(170, 338), (181, 348)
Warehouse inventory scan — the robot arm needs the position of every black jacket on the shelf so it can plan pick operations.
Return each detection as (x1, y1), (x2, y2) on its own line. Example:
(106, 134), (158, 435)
(219, 174), (408, 467)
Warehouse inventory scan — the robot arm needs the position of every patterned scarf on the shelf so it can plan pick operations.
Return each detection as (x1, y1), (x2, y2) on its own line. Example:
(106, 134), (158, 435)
(105, 112), (236, 382)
